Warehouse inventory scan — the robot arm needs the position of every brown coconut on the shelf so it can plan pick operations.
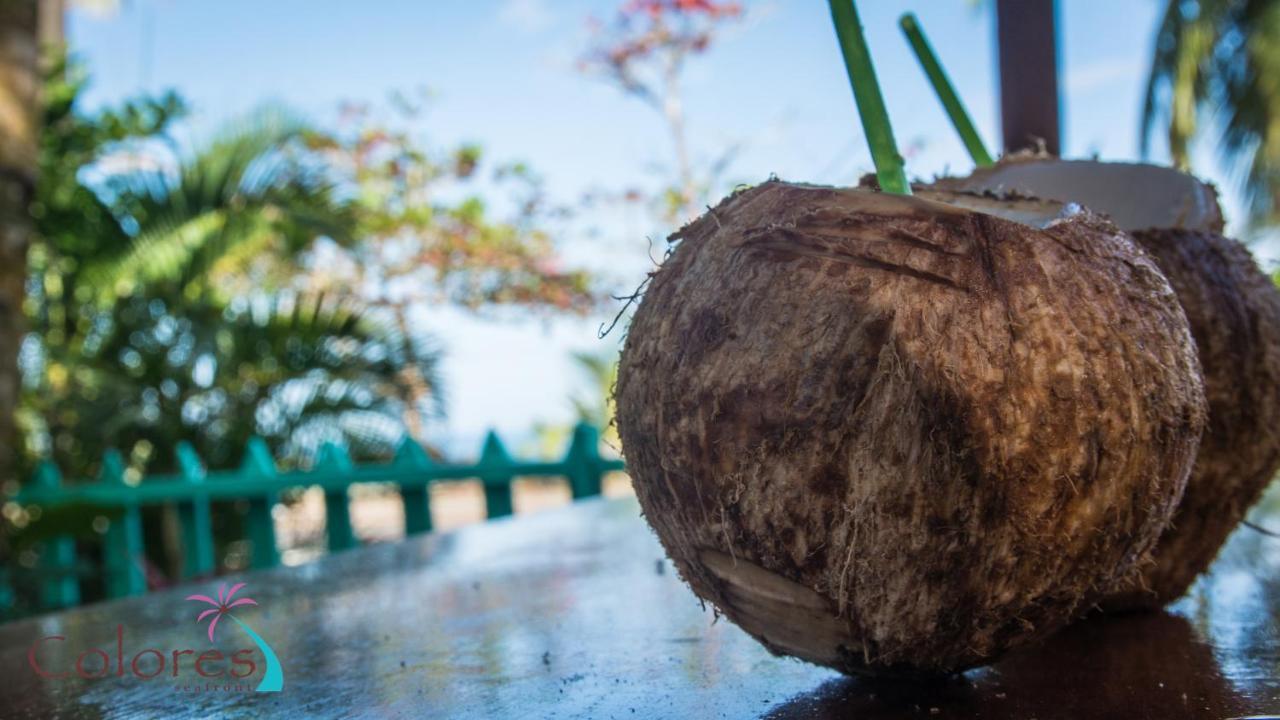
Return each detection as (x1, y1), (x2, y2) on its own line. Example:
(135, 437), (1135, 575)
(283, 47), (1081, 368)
(615, 180), (1206, 676)
(948, 158), (1280, 609)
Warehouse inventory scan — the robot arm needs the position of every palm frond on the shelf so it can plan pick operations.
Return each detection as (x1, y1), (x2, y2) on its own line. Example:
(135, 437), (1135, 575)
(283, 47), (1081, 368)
(1142, 0), (1280, 225)
(28, 291), (442, 474)
(1140, 0), (1226, 168)
(1217, 0), (1280, 222)
(82, 110), (354, 300)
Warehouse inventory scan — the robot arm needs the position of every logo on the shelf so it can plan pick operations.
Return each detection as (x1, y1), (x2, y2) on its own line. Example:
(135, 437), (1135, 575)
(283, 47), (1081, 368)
(185, 583), (283, 693)
(27, 581), (283, 694)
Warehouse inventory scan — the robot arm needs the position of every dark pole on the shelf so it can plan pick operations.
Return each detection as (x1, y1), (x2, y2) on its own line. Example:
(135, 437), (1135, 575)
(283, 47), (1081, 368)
(995, 0), (1061, 155)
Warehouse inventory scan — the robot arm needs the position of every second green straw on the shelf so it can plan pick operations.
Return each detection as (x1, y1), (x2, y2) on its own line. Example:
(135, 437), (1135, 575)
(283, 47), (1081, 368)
(899, 12), (994, 167)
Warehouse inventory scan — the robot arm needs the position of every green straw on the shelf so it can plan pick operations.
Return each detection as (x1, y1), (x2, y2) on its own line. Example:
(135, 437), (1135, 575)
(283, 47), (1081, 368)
(898, 12), (994, 167)
(827, 0), (911, 195)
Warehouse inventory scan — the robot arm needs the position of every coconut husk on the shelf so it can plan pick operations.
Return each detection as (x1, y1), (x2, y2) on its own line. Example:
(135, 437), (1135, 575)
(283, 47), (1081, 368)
(935, 159), (1280, 610)
(1103, 228), (1280, 609)
(615, 180), (1206, 675)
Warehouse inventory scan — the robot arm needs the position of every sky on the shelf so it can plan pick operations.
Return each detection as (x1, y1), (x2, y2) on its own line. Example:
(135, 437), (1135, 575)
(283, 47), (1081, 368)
(65, 0), (1244, 456)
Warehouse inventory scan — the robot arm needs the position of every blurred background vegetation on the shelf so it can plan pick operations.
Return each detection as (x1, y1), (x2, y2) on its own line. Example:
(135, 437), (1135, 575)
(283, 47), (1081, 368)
(21, 58), (599, 481)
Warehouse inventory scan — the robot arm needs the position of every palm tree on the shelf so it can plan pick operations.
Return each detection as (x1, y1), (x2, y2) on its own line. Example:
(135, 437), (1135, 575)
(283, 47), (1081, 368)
(1142, 0), (1280, 227)
(21, 67), (438, 477)
(26, 291), (441, 474)
(80, 112), (352, 304)
(0, 0), (39, 484)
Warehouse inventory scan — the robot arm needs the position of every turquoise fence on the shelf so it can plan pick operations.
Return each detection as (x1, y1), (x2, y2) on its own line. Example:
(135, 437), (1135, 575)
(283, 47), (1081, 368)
(5, 423), (624, 614)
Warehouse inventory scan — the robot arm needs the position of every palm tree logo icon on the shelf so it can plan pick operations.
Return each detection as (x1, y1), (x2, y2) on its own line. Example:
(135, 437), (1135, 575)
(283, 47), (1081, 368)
(186, 582), (284, 692)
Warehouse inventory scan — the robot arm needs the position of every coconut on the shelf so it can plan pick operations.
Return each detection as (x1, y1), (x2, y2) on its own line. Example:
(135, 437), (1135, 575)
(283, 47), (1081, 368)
(615, 179), (1206, 675)
(947, 158), (1280, 609)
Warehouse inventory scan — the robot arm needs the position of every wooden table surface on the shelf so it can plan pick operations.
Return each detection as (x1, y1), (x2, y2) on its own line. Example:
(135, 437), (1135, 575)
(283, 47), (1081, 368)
(2, 495), (1279, 719)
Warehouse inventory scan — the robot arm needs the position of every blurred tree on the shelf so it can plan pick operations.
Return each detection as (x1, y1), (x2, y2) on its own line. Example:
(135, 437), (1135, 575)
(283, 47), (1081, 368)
(579, 0), (744, 222)
(311, 96), (596, 313)
(0, 0), (39, 485)
(534, 1), (745, 458)
(301, 94), (599, 439)
(1142, 0), (1280, 226)
(19, 63), (436, 477)
(16, 58), (605, 478)
(544, 1), (744, 458)
(21, 67), (601, 477)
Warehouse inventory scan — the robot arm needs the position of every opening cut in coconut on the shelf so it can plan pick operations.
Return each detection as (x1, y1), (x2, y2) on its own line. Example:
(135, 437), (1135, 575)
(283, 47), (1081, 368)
(948, 159), (1223, 234)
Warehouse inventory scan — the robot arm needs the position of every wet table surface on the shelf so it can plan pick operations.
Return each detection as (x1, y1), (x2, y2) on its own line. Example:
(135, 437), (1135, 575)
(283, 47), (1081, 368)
(2, 495), (1279, 719)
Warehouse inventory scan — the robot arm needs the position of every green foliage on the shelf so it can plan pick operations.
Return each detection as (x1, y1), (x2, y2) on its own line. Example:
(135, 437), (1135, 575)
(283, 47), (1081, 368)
(4, 60), (600, 612)
(1142, 0), (1280, 226)
(19, 61), (434, 479)
(19, 65), (600, 482)
(568, 350), (618, 448)
(24, 292), (440, 474)
(83, 111), (354, 303)
(5, 502), (122, 551)
(31, 58), (185, 266)
(528, 349), (619, 459)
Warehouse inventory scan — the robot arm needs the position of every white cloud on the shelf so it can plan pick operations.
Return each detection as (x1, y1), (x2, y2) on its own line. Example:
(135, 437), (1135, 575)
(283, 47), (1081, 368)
(498, 0), (554, 33)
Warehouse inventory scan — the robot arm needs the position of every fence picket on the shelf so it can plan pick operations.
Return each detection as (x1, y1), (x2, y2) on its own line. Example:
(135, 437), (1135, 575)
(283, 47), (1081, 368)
(565, 423), (605, 499)
(239, 438), (280, 569)
(33, 462), (80, 608)
(175, 442), (215, 579)
(317, 443), (357, 551)
(478, 431), (515, 519)
(99, 451), (146, 598)
(394, 438), (435, 534)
